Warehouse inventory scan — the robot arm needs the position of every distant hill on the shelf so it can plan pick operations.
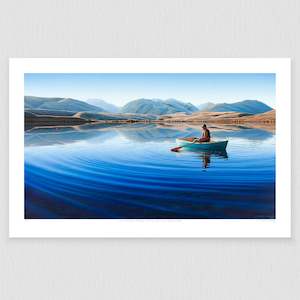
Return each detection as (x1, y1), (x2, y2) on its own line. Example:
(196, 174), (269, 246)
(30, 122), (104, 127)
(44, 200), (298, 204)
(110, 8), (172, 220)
(25, 96), (105, 113)
(25, 111), (89, 129)
(159, 109), (275, 124)
(74, 112), (158, 121)
(86, 99), (120, 113)
(240, 109), (275, 123)
(198, 100), (272, 114)
(24, 109), (76, 116)
(197, 102), (215, 111)
(159, 111), (253, 122)
(121, 98), (198, 115)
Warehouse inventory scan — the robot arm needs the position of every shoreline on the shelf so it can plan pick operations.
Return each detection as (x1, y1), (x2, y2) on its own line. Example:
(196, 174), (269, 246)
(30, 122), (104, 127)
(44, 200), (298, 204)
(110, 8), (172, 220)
(25, 110), (275, 129)
(25, 118), (275, 131)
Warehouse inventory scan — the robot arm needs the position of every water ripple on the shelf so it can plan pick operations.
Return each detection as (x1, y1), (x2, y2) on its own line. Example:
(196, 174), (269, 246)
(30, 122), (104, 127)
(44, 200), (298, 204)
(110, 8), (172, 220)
(25, 126), (275, 219)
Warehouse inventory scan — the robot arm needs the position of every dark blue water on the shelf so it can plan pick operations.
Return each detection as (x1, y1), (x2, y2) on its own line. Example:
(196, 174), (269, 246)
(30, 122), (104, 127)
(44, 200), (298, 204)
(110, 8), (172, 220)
(24, 123), (275, 219)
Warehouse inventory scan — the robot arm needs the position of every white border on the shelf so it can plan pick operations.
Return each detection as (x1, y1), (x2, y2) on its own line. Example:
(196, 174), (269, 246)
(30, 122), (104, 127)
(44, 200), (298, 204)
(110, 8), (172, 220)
(9, 58), (291, 238)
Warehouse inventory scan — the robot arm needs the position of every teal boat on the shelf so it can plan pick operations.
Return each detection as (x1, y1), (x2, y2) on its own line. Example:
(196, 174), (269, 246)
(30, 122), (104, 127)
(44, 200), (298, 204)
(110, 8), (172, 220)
(176, 138), (228, 150)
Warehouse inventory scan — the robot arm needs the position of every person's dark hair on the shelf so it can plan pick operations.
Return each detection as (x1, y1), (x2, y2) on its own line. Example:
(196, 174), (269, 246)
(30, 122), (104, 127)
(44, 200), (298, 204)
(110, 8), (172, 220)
(202, 124), (207, 129)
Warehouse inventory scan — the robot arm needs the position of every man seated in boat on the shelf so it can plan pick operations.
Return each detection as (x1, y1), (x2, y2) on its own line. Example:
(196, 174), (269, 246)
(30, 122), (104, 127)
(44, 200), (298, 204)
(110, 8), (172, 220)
(186, 124), (211, 143)
(198, 124), (211, 142)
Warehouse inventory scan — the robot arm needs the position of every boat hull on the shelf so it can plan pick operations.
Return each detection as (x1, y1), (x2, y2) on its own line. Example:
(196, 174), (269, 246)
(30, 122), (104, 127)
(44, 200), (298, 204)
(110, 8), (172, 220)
(176, 138), (228, 150)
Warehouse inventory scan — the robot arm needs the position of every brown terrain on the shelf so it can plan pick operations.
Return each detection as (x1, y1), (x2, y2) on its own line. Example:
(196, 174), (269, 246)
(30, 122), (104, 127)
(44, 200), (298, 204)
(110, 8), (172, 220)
(158, 110), (275, 124)
(25, 109), (275, 129)
(25, 111), (91, 129)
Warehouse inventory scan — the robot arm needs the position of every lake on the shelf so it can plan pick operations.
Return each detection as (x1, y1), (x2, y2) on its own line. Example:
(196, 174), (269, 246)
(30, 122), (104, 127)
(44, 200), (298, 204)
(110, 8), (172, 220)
(24, 123), (275, 219)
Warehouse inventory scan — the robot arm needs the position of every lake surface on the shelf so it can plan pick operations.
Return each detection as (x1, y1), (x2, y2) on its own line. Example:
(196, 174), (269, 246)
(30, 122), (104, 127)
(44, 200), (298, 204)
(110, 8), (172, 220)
(24, 123), (275, 219)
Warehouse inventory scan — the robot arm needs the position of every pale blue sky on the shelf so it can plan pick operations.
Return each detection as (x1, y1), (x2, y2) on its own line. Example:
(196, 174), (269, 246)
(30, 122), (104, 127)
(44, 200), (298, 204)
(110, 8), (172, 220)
(24, 73), (275, 107)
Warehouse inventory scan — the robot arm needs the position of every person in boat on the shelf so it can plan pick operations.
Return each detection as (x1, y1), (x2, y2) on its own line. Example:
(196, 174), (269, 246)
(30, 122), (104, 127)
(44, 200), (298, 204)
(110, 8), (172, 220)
(184, 124), (211, 143)
(171, 124), (212, 152)
(196, 124), (211, 143)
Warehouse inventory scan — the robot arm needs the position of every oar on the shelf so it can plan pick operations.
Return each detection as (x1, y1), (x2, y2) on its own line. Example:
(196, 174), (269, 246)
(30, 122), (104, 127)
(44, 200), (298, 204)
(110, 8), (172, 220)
(171, 138), (198, 152)
(171, 146), (183, 152)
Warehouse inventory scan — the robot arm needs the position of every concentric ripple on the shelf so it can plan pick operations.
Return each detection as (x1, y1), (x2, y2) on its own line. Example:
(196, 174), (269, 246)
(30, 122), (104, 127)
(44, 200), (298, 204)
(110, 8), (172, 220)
(25, 125), (275, 219)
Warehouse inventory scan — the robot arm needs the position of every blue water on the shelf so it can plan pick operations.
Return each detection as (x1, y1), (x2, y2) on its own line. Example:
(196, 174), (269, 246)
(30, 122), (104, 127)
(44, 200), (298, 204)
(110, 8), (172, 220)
(24, 123), (275, 219)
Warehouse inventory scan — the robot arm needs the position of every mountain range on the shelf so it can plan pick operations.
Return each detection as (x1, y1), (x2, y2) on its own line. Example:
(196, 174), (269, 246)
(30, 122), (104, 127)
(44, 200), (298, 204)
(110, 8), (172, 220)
(25, 96), (273, 116)
(198, 100), (272, 114)
(121, 98), (199, 115)
(25, 96), (104, 113)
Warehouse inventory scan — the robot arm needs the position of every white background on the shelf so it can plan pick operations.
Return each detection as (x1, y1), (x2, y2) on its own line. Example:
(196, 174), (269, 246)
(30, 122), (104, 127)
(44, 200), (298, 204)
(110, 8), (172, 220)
(1, 0), (299, 299)
(9, 58), (291, 238)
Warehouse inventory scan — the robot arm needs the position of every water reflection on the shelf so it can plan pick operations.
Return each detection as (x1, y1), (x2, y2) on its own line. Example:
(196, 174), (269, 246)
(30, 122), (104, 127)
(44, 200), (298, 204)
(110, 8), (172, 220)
(25, 123), (275, 147)
(181, 148), (228, 169)
(200, 150), (228, 169)
(24, 122), (275, 219)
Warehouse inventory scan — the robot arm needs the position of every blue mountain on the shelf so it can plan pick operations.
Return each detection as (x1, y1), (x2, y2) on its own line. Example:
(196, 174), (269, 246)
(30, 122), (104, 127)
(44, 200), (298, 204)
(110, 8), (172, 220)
(197, 102), (215, 111)
(25, 96), (105, 113)
(86, 99), (120, 113)
(198, 100), (272, 114)
(121, 98), (198, 115)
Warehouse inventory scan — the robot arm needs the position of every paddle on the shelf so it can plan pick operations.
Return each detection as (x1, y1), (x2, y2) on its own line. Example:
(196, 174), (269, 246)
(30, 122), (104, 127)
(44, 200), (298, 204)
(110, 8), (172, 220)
(171, 138), (198, 152)
(171, 146), (183, 152)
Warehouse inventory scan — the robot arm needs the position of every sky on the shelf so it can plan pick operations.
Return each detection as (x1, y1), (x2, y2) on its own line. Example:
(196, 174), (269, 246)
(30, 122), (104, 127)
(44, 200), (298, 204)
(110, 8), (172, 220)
(24, 73), (276, 107)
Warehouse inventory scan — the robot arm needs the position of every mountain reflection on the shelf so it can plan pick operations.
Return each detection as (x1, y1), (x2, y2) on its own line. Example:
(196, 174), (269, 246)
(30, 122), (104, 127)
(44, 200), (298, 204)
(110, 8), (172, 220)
(25, 123), (274, 147)
(25, 122), (275, 219)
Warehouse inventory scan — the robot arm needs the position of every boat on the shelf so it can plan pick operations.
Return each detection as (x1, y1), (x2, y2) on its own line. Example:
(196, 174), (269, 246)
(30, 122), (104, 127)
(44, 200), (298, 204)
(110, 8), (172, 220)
(176, 138), (228, 150)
